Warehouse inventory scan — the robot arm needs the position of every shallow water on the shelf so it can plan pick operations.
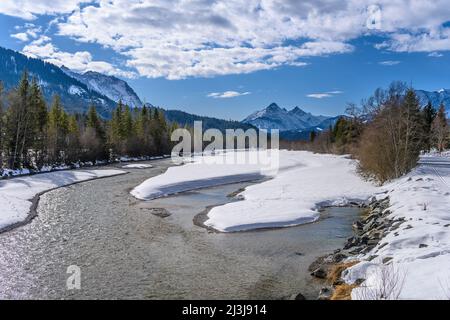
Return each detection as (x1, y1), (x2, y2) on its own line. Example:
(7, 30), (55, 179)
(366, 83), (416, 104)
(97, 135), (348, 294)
(0, 159), (360, 299)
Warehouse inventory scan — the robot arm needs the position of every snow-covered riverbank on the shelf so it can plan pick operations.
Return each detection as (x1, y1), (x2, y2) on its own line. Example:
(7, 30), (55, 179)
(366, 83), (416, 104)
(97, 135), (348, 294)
(343, 153), (450, 300)
(0, 169), (125, 231)
(131, 150), (450, 299)
(131, 150), (378, 232)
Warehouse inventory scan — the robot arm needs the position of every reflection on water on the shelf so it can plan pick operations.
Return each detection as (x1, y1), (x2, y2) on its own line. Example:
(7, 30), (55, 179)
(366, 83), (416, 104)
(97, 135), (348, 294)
(0, 159), (360, 299)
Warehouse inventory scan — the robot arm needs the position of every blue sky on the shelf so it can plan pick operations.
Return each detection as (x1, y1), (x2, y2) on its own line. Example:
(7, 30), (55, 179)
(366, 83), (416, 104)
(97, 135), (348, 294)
(1, 1), (450, 120)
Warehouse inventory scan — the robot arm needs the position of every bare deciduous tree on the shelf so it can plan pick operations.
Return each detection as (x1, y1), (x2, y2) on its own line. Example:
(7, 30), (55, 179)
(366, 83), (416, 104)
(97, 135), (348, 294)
(358, 84), (424, 183)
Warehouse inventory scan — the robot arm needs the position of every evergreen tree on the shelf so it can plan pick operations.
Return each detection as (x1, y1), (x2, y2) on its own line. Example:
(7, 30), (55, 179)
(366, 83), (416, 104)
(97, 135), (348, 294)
(422, 102), (437, 151)
(84, 105), (106, 161)
(309, 130), (317, 143)
(111, 101), (124, 141)
(5, 70), (31, 168)
(86, 105), (103, 137)
(29, 77), (48, 167)
(0, 76), (176, 170)
(431, 104), (449, 152)
(48, 95), (68, 163)
(122, 105), (133, 139)
(400, 89), (424, 170)
(66, 115), (80, 163)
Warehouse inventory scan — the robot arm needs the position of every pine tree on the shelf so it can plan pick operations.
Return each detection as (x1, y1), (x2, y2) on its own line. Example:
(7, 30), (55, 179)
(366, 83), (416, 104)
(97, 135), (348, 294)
(122, 105), (133, 139)
(48, 95), (68, 163)
(29, 77), (48, 167)
(66, 115), (80, 163)
(108, 101), (124, 156)
(431, 104), (449, 152)
(422, 102), (437, 151)
(84, 105), (106, 161)
(309, 131), (317, 143)
(5, 70), (31, 168)
(400, 89), (424, 170)
(86, 105), (102, 134)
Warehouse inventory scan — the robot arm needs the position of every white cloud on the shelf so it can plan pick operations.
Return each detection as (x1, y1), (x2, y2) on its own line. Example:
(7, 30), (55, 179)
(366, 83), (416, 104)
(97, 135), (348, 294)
(22, 38), (136, 78)
(428, 52), (444, 57)
(307, 93), (332, 99)
(3, 0), (450, 79)
(54, 0), (358, 79)
(208, 91), (251, 99)
(307, 90), (343, 99)
(379, 60), (401, 66)
(0, 0), (89, 20)
(11, 24), (42, 42)
(11, 32), (29, 42)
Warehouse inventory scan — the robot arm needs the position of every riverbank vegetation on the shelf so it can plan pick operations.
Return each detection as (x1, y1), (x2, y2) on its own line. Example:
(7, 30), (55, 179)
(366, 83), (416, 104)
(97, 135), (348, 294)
(282, 81), (450, 183)
(0, 71), (176, 174)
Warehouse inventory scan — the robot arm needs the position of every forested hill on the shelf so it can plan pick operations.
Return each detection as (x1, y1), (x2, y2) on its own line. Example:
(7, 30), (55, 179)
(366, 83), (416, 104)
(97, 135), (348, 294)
(0, 46), (116, 118)
(157, 107), (256, 132)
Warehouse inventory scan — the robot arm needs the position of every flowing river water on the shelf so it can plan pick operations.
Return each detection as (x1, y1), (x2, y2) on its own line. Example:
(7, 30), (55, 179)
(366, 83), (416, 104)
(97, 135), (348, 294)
(0, 158), (361, 299)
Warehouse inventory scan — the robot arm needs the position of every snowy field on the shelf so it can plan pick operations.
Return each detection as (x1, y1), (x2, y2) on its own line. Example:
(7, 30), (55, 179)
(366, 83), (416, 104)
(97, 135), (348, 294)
(0, 169), (125, 230)
(131, 150), (378, 231)
(344, 153), (450, 300)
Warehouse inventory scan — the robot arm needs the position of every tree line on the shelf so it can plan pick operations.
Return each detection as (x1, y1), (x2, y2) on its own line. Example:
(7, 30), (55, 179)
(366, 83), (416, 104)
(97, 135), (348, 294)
(0, 71), (176, 173)
(282, 81), (449, 183)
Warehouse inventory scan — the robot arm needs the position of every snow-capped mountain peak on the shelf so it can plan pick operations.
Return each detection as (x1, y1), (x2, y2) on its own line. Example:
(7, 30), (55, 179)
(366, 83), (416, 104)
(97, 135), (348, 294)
(243, 103), (335, 131)
(415, 88), (450, 112)
(62, 66), (143, 108)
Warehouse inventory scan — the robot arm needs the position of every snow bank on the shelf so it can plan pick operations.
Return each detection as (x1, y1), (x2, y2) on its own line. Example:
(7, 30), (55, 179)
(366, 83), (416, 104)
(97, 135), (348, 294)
(130, 150), (289, 200)
(205, 151), (377, 232)
(344, 154), (450, 300)
(131, 150), (377, 232)
(0, 169), (125, 230)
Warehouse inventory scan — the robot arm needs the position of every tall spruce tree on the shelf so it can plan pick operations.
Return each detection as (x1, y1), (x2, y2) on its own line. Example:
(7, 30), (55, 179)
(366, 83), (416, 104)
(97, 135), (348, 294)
(48, 95), (68, 163)
(431, 104), (449, 152)
(29, 77), (48, 167)
(66, 115), (80, 163)
(422, 102), (437, 151)
(400, 89), (424, 170)
(5, 70), (31, 168)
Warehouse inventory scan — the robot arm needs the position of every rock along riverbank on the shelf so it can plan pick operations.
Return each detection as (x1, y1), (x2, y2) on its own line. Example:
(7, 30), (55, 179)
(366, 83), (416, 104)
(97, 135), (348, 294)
(307, 196), (405, 300)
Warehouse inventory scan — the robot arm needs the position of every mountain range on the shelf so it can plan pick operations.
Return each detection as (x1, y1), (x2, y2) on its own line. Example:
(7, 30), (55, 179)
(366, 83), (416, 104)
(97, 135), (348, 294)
(0, 46), (253, 132)
(61, 66), (143, 109)
(242, 103), (344, 140)
(1, 46), (449, 140)
(243, 89), (450, 139)
(243, 103), (340, 131)
(0, 46), (118, 118)
(415, 89), (450, 112)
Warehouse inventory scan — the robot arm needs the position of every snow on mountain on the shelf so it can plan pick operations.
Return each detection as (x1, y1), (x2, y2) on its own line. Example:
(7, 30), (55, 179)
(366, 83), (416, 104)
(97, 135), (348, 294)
(68, 85), (85, 96)
(243, 103), (336, 131)
(415, 88), (450, 112)
(0, 46), (116, 118)
(62, 67), (143, 108)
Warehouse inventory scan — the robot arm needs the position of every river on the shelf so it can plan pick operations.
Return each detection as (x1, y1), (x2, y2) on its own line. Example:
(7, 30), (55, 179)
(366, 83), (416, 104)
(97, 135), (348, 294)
(0, 158), (360, 299)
